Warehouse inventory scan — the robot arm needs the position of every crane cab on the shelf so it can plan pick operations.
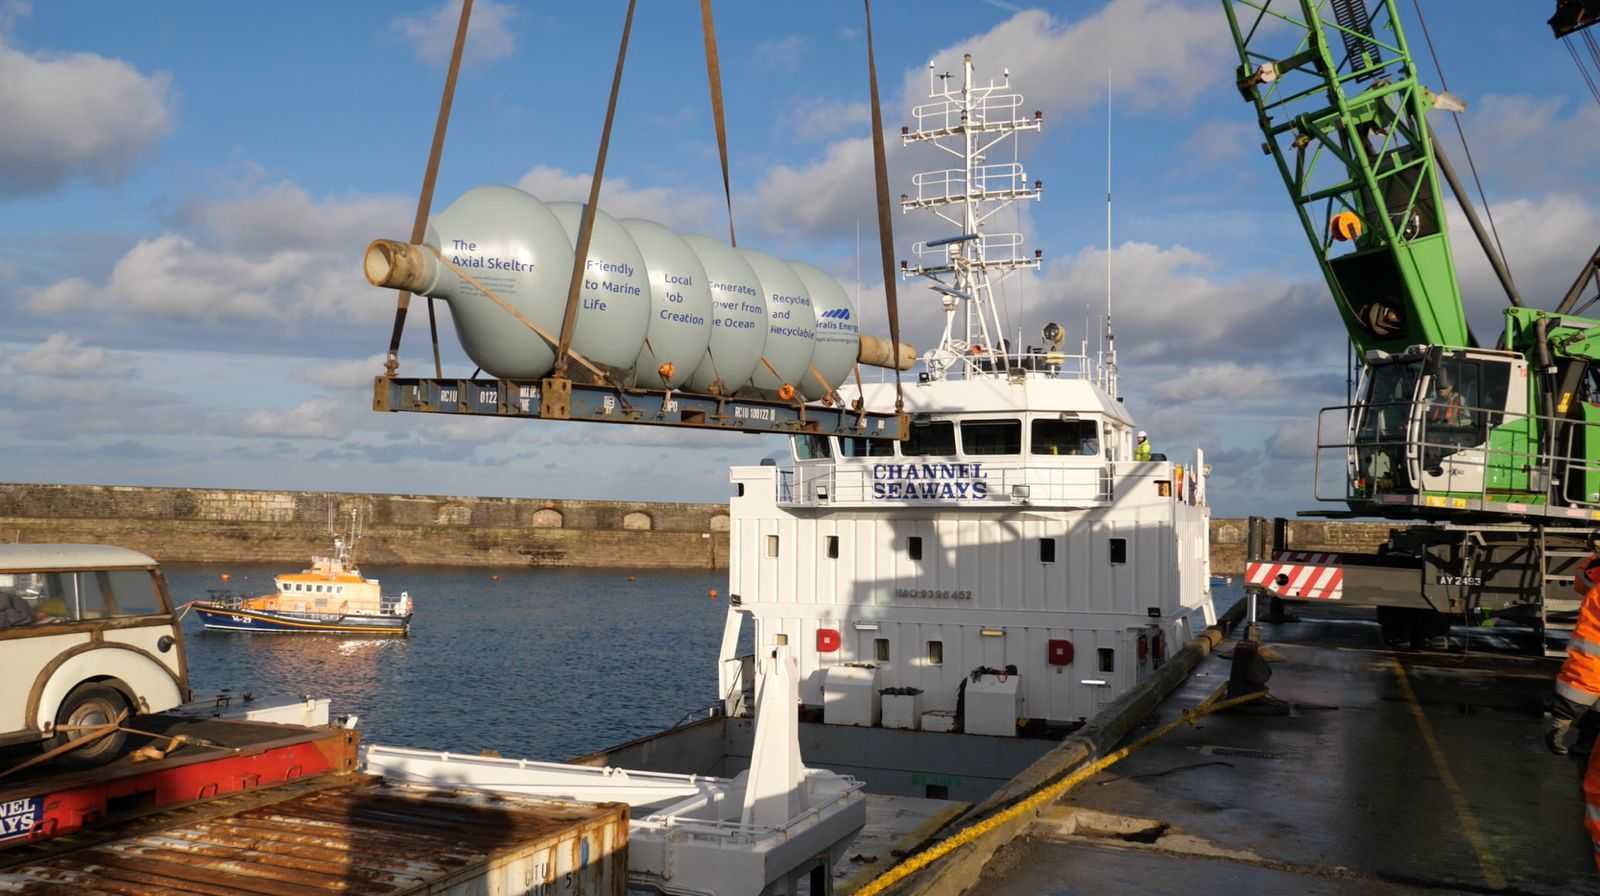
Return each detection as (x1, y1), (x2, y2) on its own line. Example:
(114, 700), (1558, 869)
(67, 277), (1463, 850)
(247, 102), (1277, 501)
(1343, 346), (1541, 512)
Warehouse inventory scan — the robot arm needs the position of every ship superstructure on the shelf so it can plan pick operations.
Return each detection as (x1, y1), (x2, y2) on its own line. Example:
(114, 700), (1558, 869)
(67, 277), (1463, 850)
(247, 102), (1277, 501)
(712, 55), (1216, 793)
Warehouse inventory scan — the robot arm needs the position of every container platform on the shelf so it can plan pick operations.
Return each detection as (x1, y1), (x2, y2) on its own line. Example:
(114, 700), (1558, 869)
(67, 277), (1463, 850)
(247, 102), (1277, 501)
(969, 607), (1592, 895)
(0, 774), (627, 895)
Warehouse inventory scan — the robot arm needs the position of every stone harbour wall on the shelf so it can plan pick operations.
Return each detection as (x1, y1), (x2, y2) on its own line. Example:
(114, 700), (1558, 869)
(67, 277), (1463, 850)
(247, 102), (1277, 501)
(0, 482), (1394, 572)
(1209, 517), (1393, 575)
(0, 483), (730, 569)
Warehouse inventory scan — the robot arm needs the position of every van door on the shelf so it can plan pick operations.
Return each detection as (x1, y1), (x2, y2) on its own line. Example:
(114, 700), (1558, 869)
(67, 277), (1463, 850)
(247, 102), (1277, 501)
(82, 569), (185, 687)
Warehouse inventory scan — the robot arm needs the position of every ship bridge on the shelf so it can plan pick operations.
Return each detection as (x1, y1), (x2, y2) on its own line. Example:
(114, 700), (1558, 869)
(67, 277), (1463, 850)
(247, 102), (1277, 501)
(772, 347), (1190, 510)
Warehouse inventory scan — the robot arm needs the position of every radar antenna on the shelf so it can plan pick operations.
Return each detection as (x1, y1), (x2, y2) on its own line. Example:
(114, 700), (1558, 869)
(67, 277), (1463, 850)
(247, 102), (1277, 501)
(900, 54), (1042, 380)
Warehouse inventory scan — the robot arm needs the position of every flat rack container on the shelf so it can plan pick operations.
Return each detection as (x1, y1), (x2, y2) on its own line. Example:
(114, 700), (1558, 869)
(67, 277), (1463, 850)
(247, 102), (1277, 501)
(0, 775), (628, 895)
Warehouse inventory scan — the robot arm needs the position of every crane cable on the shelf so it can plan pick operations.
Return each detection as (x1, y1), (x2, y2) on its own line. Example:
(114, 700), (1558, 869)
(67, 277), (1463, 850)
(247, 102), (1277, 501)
(863, 0), (905, 414)
(1408, 0), (1514, 286)
(383, 0), (473, 378)
(1569, 33), (1600, 106)
(552, 0), (638, 379)
(700, 0), (737, 247)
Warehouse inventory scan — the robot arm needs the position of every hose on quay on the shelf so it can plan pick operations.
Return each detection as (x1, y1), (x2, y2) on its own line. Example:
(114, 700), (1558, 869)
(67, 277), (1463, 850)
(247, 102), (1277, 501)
(851, 688), (1268, 896)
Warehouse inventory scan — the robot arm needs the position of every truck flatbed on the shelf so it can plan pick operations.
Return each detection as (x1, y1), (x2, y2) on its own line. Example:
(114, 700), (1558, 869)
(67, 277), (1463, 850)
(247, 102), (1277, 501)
(968, 607), (1592, 895)
(1, 713), (358, 851)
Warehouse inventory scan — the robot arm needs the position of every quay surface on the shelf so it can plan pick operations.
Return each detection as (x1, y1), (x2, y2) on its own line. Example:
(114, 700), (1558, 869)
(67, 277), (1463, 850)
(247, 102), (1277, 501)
(967, 607), (1591, 895)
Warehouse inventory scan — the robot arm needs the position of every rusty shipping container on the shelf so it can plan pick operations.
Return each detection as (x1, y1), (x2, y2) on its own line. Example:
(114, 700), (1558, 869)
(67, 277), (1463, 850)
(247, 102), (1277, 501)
(0, 776), (628, 895)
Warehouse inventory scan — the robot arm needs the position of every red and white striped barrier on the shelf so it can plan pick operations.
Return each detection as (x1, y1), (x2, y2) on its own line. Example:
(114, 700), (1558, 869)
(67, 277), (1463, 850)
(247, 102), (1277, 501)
(1245, 551), (1344, 601)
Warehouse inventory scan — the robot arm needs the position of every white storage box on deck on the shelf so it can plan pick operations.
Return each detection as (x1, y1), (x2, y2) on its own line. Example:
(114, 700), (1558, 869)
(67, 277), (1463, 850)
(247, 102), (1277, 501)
(823, 663), (880, 727)
(880, 689), (922, 730)
(964, 673), (1022, 737)
(921, 710), (957, 733)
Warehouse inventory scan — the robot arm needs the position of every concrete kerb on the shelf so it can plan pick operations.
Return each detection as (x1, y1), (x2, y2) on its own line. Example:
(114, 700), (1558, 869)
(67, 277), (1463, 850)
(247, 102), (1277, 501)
(892, 597), (1248, 896)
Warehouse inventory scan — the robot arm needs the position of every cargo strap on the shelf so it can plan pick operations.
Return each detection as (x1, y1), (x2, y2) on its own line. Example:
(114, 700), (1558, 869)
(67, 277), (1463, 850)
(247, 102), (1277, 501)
(808, 364), (844, 408)
(428, 247), (606, 381)
(553, 0), (639, 379)
(384, 0), (473, 379)
(863, 0), (905, 413)
(700, 0), (737, 246)
(0, 707), (129, 782)
(758, 356), (799, 403)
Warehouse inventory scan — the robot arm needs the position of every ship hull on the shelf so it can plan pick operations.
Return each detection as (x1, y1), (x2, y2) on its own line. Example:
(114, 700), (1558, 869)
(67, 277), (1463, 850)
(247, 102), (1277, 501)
(191, 604), (411, 636)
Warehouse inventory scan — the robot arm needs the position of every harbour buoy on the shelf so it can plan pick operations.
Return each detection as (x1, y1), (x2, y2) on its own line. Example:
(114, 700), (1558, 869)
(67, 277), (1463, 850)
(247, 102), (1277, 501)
(627, 575), (637, 582)
(709, 588), (718, 601)
(490, 575), (500, 583)
(220, 573), (231, 583)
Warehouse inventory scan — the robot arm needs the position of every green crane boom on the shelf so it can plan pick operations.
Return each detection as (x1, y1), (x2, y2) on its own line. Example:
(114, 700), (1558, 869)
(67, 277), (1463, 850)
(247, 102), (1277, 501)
(1222, 0), (1470, 356)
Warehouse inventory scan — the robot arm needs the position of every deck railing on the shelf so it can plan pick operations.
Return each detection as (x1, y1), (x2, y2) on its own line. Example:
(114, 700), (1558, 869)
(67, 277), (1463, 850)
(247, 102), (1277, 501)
(1314, 397), (1600, 516)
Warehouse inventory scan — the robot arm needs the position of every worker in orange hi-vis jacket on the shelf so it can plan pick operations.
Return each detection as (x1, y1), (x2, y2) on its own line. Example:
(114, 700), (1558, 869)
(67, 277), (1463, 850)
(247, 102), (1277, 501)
(1549, 554), (1600, 871)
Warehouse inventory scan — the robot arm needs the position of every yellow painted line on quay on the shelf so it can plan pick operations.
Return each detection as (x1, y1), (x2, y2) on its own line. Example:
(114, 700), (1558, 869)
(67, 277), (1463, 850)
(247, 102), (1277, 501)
(1388, 658), (1507, 891)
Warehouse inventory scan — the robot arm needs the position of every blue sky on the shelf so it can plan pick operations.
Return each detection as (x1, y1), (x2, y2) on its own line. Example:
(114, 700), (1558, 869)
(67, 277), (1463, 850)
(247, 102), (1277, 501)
(1, 0), (1596, 517)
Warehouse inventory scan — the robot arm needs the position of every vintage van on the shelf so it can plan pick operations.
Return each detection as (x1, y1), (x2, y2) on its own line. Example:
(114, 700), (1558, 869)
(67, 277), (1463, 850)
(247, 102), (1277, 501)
(0, 545), (189, 766)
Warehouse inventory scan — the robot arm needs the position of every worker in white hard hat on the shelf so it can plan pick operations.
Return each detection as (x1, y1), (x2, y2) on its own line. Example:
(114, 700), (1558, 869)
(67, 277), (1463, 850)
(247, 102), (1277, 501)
(1134, 430), (1152, 461)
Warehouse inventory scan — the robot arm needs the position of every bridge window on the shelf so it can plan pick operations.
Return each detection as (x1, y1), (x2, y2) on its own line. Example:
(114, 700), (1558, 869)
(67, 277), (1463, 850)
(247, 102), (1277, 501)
(1109, 538), (1127, 564)
(794, 435), (832, 460)
(767, 535), (780, 558)
(875, 638), (891, 661)
(908, 536), (923, 561)
(903, 420), (957, 456)
(960, 419), (1021, 455)
(827, 535), (839, 559)
(1098, 648), (1115, 673)
(927, 640), (944, 665)
(1040, 538), (1056, 563)
(1032, 419), (1100, 456)
(839, 436), (895, 457)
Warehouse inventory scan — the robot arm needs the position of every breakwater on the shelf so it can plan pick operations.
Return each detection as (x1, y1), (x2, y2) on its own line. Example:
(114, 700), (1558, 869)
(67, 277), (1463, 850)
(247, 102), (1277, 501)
(0, 483), (1391, 572)
(0, 483), (728, 569)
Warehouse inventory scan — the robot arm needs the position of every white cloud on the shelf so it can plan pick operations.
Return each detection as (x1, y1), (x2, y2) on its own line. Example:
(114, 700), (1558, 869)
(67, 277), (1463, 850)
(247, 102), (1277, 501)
(1182, 119), (1256, 165)
(752, 137), (876, 241)
(177, 181), (411, 254)
(1026, 241), (1323, 364)
(1265, 419), (1316, 460)
(1448, 193), (1600, 336)
(0, 36), (173, 197)
(754, 35), (807, 69)
(789, 100), (871, 141)
(751, 0), (1232, 243)
(17, 332), (112, 378)
(26, 180), (409, 325)
(1150, 362), (1280, 403)
(305, 355), (390, 390)
(393, 0), (516, 67)
(516, 165), (721, 233)
(242, 398), (347, 440)
(1438, 94), (1600, 192)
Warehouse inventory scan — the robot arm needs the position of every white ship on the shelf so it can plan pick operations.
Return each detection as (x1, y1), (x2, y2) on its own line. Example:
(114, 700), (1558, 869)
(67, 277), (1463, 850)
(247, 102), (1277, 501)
(369, 54), (1216, 896)
(709, 52), (1215, 783)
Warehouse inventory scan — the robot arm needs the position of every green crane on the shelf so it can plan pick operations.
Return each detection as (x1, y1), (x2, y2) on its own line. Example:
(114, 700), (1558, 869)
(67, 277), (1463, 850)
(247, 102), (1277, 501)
(1223, 0), (1600, 519)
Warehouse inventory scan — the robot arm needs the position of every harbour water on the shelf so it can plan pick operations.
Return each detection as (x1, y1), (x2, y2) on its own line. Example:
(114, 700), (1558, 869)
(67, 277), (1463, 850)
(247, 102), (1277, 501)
(165, 564), (726, 760)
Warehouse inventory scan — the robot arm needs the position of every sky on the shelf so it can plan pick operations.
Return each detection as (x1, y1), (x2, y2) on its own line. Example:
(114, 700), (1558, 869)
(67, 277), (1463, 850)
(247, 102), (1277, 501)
(0, 0), (1596, 518)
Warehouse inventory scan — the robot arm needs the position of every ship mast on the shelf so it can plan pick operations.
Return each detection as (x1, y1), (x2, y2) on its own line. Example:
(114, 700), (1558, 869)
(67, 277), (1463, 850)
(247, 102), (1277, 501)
(900, 53), (1042, 380)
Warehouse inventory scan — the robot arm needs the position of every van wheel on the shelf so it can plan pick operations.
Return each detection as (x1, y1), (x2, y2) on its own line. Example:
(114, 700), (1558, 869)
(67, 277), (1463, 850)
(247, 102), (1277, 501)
(47, 684), (129, 769)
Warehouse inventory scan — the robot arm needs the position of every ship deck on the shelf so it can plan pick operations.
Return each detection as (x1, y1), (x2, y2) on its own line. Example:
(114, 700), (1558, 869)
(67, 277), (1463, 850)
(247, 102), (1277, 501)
(968, 607), (1593, 895)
